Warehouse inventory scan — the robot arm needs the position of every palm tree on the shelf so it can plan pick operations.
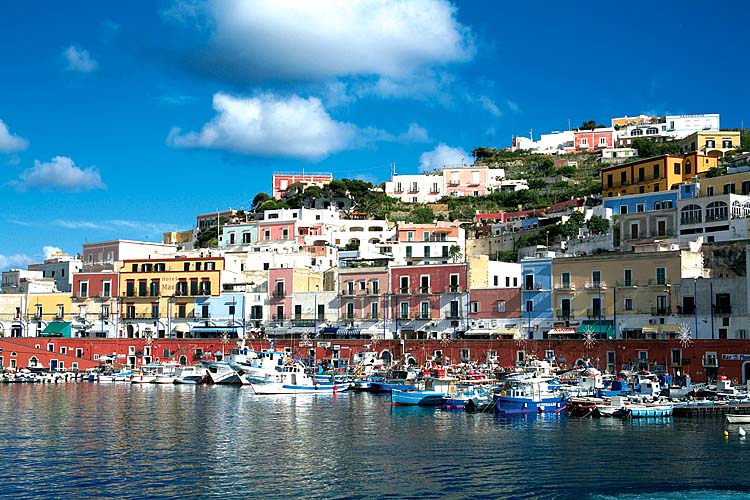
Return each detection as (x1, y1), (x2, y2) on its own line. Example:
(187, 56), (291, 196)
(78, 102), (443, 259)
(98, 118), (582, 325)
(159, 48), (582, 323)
(449, 244), (462, 263)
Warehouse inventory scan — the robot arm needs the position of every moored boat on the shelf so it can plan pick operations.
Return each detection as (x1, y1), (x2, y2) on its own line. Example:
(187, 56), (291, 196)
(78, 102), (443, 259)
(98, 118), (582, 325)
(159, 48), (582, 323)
(493, 377), (567, 414)
(250, 364), (349, 395)
(173, 365), (208, 384)
(725, 414), (750, 424)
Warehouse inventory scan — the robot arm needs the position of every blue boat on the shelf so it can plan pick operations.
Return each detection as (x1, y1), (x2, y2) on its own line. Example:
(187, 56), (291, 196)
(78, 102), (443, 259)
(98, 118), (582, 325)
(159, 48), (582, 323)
(494, 377), (567, 414)
(391, 372), (458, 406)
(596, 377), (631, 398)
(369, 370), (415, 393)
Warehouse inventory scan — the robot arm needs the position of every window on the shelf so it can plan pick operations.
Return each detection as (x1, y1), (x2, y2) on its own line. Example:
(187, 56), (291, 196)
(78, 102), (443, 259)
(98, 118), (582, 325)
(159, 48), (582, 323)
(636, 203), (645, 213)
(580, 137), (588, 146)
(561, 272), (570, 288)
(599, 136), (607, 146)
(723, 139), (733, 148)
(706, 139), (715, 148)
(371, 280), (379, 295)
(592, 271), (601, 287)
(405, 246), (412, 258)
(724, 184), (735, 195)
(79, 281), (89, 298)
(442, 246), (449, 258)
(423, 231), (430, 241)
(625, 298), (633, 311)
(450, 274), (460, 293)
(671, 349), (682, 366)
(638, 167), (645, 182)
(421, 301), (430, 319)
(685, 161), (692, 175)
(524, 274), (534, 291)
(102, 281), (111, 297)
(525, 300), (533, 313)
(370, 302), (379, 319)
(624, 269), (632, 286)
(138, 280), (147, 297)
(346, 303), (354, 319)
(706, 201), (728, 222)
(101, 305), (110, 318)
(620, 172), (627, 184)
(742, 181), (750, 196)
(681, 205), (702, 224)
(497, 301), (506, 313)
(359, 280), (366, 291)
(420, 276), (429, 293)
(150, 279), (160, 297)
(400, 302), (409, 319)
(424, 246), (430, 258)
(470, 302), (480, 313)
(494, 276), (499, 287)
(674, 162), (681, 175)
(706, 186), (714, 196)
(407, 231), (414, 242)
(656, 267), (666, 286)
(400, 276), (409, 294)
(607, 174), (613, 188)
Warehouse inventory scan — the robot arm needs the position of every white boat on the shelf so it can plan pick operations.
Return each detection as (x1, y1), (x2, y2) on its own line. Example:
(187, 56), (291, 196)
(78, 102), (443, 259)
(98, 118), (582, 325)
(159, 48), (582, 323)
(174, 365), (207, 384)
(250, 364), (348, 395)
(725, 414), (750, 424)
(131, 364), (160, 384)
(203, 347), (252, 384)
(231, 350), (290, 385)
(151, 363), (179, 384)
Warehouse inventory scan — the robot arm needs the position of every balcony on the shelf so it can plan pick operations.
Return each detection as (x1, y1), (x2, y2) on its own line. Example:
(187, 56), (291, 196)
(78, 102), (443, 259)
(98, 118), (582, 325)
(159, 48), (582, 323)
(366, 314), (379, 320)
(702, 357), (719, 368)
(399, 287), (409, 294)
(447, 181), (460, 187)
(555, 309), (573, 320)
(418, 287), (430, 294)
(584, 281), (607, 289)
(446, 285), (461, 293)
(677, 305), (696, 315)
(714, 305), (732, 314)
(429, 188), (440, 194)
(556, 281), (576, 290)
(615, 280), (638, 287)
(651, 307), (672, 316)
(408, 187), (420, 193)
(271, 315), (288, 321)
(586, 309), (604, 319)
(272, 290), (286, 299)
(445, 312), (462, 319)
(646, 279), (669, 286)
(394, 188), (403, 193)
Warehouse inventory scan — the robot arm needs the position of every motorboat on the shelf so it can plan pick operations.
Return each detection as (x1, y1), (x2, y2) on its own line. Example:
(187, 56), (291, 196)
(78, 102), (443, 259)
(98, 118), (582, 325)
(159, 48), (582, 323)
(173, 365), (207, 384)
(231, 349), (289, 385)
(493, 376), (567, 414)
(391, 370), (457, 406)
(250, 364), (349, 395)
(368, 370), (416, 393)
(441, 384), (493, 410)
(725, 414), (750, 424)
(152, 363), (179, 384)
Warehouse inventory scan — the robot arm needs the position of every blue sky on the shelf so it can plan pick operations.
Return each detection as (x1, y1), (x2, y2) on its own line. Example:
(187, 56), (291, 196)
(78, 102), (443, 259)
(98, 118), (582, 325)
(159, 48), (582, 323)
(1, 0), (749, 270)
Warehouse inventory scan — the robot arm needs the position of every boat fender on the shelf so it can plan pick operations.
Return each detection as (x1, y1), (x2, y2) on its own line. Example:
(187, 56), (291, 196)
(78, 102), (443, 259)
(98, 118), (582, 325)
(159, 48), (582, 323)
(501, 390), (507, 396)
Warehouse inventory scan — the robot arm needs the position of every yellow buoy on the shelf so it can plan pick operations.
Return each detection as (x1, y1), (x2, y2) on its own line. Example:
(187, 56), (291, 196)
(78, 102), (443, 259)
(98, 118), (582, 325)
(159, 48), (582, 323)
(724, 430), (729, 437)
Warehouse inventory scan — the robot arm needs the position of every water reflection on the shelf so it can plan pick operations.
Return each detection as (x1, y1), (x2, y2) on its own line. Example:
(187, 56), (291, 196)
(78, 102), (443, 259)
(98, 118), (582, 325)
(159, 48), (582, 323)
(0, 385), (748, 499)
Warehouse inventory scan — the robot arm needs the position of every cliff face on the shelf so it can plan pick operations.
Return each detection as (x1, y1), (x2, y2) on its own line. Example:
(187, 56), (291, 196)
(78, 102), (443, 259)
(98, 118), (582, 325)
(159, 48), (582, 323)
(703, 243), (747, 278)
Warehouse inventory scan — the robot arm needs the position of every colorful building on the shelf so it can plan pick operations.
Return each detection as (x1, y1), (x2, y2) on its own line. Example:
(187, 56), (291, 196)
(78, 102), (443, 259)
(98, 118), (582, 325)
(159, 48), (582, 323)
(678, 130), (741, 158)
(601, 152), (718, 198)
(574, 128), (616, 152)
(272, 172), (332, 199)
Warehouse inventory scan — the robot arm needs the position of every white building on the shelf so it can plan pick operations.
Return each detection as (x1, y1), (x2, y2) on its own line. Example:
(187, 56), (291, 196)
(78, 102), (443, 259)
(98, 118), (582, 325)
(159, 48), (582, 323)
(513, 130), (575, 154)
(384, 174), (444, 203)
(28, 254), (82, 293)
(665, 114), (720, 139)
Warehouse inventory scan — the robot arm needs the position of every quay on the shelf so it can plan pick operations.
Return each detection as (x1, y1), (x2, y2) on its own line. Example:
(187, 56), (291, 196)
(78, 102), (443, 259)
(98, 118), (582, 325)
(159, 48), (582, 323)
(673, 404), (750, 418)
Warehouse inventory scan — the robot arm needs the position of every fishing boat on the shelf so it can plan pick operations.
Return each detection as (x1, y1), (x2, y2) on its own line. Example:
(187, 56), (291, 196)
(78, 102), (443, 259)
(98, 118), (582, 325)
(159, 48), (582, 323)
(250, 364), (349, 395)
(351, 374), (384, 391)
(725, 414), (750, 424)
(368, 370), (416, 393)
(173, 365), (208, 384)
(613, 403), (673, 418)
(441, 384), (493, 410)
(231, 349), (289, 385)
(391, 370), (457, 406)
(131, 364), (160, 384)
(493, 377), (567, 414)
(152, 363), (180, 384)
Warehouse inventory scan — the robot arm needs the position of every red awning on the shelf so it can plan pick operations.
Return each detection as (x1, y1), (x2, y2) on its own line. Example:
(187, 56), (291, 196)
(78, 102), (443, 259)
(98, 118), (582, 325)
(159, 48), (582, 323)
(548, 327), (576, 335)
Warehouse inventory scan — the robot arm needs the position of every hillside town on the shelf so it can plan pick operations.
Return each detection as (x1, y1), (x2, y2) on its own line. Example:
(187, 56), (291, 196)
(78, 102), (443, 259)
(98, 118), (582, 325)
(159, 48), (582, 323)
(3, 112), (750, 383)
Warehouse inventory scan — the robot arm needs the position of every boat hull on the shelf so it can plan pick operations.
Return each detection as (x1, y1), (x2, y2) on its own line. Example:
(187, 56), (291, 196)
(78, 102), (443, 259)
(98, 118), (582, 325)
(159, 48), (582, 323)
(250, 382), (348, 395)
(725, 414), (750, 424)
(494, 395), (567, 414)
(391, 389), (445, 406)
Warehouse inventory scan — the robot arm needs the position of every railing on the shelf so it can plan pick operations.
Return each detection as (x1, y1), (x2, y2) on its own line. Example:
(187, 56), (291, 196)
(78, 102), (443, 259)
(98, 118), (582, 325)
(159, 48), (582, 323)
(677, 305), (696, 314)
(586, 309), (603, 319)
(399, 287), (409, 294)
(418, 287), (430, 294)
(446, 285), (461, 293)
(555, 309), (573, 319)
(615, 280), (638, 287)
(556, 281), (575, 290)
(394, 188), (403, 193)
(272, 315), (287, 321)
(272, 290), (286, 298)
(584, 281), (607, 289)
(646, 279), (669, 286)
(445, 312), (462, 319)
(651, 307), (672, 316)
(447, 181), (460, 187)
(714, 305), (732, 314)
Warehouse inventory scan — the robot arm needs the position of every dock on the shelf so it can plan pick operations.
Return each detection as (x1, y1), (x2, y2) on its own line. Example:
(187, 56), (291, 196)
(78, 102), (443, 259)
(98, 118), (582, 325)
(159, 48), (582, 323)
(673, 404), (750, 418)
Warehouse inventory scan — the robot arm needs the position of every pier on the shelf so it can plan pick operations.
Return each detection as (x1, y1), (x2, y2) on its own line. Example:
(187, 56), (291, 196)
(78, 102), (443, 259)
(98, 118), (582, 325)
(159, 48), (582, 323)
(673, 404), (750, 418)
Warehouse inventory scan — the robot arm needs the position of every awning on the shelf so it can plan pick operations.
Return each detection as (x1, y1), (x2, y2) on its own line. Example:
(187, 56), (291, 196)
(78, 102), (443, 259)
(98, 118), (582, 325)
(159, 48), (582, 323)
(577, 320), (614, 339)
(548, 327), (577, 335)
(191, 327), (237, 333)
(41, 321), (71, 337)
(643, 325), (679, 334)
(494, 328), (520, 338)
(172, 324), (190, 334)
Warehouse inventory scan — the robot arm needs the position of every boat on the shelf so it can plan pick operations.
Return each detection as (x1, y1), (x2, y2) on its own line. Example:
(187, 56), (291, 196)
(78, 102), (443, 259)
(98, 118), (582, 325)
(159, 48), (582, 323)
(441, 384), (493, 411)
(203, 347), (253, 385)
(351, 374), (384, 391)
(131, 364), (160, 384)
(368, 370), (416, 393)
(613, 404), (673, 418)
(231, 349), (290, 385)
(391, 370), (458, 406)
(493, 377), (567, 414)
(152, 363), (180, 384)
(173, 365), (208, 384)
(250, 364), (349, 395)
(725, 414), (750, 424)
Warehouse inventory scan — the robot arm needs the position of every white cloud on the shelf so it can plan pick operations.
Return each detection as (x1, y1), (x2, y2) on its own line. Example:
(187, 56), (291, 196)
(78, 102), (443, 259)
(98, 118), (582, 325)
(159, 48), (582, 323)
(506, 99), (520, 113)
(0, 119), (28, 153)
(163, 0), (474, 82)
(43, 246), (64, 259)
(479, 96), (501, 117)
(419, 143), (472, 173)
(0, 253), (33, 271)
(11, 156), (106, 192)
(168, 92), (427, 160)
(62, 45), (98, 73)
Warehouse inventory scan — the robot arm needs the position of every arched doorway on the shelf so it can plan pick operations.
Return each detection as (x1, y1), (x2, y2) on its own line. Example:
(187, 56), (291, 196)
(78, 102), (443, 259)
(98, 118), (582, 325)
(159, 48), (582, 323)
(380, 350), (392, 366)
(127, 324), (135, 338)
(28, 356), (39, 368)
(743, 361), (750, 384)
(179, 355), (187, 366)
(405, 355), (418, 367)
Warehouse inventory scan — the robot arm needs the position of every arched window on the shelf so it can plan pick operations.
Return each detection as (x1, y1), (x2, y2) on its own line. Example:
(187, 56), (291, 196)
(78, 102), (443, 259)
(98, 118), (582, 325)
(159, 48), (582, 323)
(743, 202), (750, 218)
(681, 204), (702, 225)
(631, 129), (644, 136)
(646, 127), (659, 135)
(732, 201), (742, 219)
(706, 201), (728, 222)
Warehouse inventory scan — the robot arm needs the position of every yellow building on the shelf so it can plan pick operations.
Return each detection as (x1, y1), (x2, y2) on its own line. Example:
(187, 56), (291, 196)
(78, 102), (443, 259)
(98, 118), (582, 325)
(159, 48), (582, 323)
(163, 230), (195, 247)
(601, 152), (718, 198)
(118, 256), (225, 337)
(678, 130), (741, 158)
(0, 292), (74, 337)
(699, 170), (750, 197)
(552, 250), (703, 338)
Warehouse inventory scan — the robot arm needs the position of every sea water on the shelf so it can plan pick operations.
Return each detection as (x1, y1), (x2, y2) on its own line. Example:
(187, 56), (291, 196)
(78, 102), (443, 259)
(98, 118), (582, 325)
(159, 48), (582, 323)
(0, 383), (747, 499)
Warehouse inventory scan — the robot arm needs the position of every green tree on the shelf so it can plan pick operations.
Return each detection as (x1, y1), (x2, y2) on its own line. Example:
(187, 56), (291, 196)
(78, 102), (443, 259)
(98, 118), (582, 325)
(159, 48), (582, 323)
(579, 120), (605, 130)
(559, 211), (585, 239)
(586, 215), (610, 235)
(408, 206), (435, 224)
(528, 178), (546, 190)
(251, 192), (271, 212)
(448, 244), (463, 263)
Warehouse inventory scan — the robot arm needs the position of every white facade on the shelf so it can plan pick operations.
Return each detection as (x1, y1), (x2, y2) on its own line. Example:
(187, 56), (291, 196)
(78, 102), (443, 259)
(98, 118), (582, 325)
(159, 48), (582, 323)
(678, 194), (750, 244)
(325, 220), (394, 256)
(487, 261), (522, 288)
(514, 130), (575, 154)
(384, 174), (444, 203)
(665, 114), (720, 139)
(492, 179), (529, 192)
(28, 255), (82, 292)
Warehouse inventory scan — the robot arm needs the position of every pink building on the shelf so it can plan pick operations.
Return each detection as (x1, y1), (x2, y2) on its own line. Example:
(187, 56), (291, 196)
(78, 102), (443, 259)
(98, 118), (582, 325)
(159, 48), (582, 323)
(258, 221), (296, 242)
(339, 267), (388, 321)
(389, 263), (468, 323)
(574, 128), (616, 152)
(82, 240), (177, 272)
(443, 166), (490, 197)
(468, 288), (521, 320)
(272, 172), (333, 199)
(72, 272), (120, 299)
(268, 268), (294, 321)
